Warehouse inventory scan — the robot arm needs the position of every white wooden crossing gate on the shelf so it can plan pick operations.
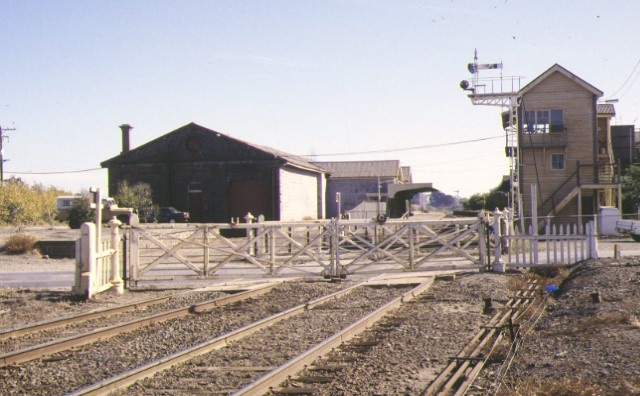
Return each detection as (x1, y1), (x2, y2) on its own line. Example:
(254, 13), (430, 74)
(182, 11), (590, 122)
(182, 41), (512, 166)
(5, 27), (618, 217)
(124, 216), (486, 284)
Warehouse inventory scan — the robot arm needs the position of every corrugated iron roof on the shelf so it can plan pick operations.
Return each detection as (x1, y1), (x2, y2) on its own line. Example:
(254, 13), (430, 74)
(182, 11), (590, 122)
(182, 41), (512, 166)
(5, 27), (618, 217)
(311, 160), (401, 178)
(254, 144), (327, 173)
(597, 103), (616, 116)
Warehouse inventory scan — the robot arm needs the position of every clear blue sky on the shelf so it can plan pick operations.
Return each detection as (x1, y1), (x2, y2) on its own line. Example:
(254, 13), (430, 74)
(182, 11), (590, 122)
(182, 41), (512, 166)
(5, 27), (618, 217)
(2, 0), (640, 198)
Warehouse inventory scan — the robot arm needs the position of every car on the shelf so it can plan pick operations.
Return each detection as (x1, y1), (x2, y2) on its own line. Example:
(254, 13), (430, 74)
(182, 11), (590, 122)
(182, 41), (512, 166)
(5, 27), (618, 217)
(156, 207), (189, 223)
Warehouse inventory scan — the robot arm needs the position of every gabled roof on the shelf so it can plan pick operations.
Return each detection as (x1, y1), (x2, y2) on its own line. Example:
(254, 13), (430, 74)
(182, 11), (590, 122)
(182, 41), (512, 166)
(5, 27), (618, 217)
(312, 160), (401, 179)
(101, 122), (327, 174)
(519, 64), (603, 98)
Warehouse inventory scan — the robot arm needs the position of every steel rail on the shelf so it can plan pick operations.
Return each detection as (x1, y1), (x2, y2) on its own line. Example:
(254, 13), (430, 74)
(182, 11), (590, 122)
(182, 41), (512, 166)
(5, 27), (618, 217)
(0, 283), (277, 367)
(422, 279), (539, 396)
(233, 278), (435, 396)
(68, 281), (368, 396)
(0, 294), (176, 341)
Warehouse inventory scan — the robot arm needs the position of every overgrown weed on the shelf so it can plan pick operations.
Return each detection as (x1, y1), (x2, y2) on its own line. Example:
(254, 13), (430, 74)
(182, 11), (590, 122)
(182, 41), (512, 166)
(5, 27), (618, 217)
(3, 233), (39, 254)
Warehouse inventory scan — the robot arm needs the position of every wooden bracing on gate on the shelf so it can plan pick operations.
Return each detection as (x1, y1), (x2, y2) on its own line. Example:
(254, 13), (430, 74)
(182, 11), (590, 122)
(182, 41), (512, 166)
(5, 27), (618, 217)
(76, 210), (599, 291)
(125, 217), (486, 283)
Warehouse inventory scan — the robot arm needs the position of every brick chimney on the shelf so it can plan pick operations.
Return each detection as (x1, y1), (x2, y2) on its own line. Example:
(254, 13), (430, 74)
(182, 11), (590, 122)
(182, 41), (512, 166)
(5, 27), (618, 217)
(119, 124), (133, 153)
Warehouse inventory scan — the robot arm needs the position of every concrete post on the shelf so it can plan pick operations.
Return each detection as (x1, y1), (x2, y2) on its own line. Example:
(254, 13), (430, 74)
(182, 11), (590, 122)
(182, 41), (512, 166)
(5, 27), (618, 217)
(109, 217), (124, 294)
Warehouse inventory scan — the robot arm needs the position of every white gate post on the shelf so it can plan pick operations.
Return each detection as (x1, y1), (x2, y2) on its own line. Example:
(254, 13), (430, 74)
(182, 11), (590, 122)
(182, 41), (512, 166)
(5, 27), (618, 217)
(587, 221), (599, 259)
(77, 222), (96, 298)
(245, 212), (255, 256)
(109, 217), (124, 294)
(492, 208), (505, 272)
(477, 211), (487, 271)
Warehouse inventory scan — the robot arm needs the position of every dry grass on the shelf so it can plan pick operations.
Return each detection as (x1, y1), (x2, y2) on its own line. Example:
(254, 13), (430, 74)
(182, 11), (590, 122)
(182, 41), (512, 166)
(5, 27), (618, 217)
(500, 375), (640, 396)
(3, 233), (39, 254)
(563, 312), (640, 336)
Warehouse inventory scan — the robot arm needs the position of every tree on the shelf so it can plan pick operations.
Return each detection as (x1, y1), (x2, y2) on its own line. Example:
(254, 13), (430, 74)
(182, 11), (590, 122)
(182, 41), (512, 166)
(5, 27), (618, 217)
(0, 177), (69, 226)
(67, 195), (94, 229)
(463, 193), (485, 211)
(429, 191), (459, 210)
(621, 164), (640, 215)
(462, 179), (509, 211)
(114, 181), (157, 222)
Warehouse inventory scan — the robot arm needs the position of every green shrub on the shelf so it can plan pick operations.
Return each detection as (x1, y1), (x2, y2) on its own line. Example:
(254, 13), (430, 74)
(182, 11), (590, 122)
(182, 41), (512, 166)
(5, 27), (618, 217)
(67, 197), (95, 229)
(4, 233), (38, 254)
(114, 181), (157, 223)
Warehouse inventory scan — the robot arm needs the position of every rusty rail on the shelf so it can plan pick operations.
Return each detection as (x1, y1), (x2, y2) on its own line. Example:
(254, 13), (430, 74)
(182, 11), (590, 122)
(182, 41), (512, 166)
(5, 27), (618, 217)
(0, 284), (277, 367)
(422, 279), (540, 396)
(234, 279), (435, 395)
(68, 281), (369, 395)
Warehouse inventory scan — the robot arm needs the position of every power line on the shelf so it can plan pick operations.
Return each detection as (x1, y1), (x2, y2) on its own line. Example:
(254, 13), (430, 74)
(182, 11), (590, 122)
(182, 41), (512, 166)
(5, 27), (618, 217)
(607, 56), (640, 100)
(7, 167), (103, 175)
(5, 135), (504, 176)
(305, 135), (503, 157)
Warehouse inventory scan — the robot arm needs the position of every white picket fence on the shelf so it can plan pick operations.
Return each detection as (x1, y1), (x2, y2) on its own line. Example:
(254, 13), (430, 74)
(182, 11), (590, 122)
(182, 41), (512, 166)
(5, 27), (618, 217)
(483, 208), (598, 271)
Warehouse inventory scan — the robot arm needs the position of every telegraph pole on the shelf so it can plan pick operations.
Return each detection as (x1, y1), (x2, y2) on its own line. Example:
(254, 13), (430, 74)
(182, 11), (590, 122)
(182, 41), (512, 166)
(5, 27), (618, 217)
(0, 125), (15, 185)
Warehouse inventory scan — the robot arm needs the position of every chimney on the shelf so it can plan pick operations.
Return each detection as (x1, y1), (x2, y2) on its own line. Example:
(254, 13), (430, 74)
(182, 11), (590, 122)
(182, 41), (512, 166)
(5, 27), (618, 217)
(119, 124), (133, 153)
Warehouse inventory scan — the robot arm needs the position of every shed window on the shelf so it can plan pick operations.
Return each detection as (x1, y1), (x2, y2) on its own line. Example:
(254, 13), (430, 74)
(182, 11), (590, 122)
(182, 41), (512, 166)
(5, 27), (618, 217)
(551, 153), (565, 170)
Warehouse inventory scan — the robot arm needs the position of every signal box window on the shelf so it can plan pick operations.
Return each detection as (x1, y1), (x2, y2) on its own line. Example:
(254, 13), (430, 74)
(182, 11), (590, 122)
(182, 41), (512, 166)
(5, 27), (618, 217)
(525, 109), (564, 133)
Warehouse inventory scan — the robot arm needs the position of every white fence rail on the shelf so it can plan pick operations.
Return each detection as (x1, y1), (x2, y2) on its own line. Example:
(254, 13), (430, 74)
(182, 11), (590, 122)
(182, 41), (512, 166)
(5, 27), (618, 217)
(125, 215), (486, 284)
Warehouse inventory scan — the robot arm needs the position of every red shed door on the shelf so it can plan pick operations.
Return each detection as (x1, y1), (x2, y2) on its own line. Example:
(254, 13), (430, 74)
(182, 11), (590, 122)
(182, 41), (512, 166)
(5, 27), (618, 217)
(228, 180), (271, 220)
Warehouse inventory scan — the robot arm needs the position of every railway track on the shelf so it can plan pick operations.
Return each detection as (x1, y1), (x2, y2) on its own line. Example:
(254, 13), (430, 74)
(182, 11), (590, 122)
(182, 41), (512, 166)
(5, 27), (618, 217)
(256, 272), (525, 395)
(1, 287), (232, 353)
(1, 272), (525, 395)
(0, 280), (381, 394)
(422, 279), (540, 396)
(0, 284), (277, 366)
(74, 280), (424, 395)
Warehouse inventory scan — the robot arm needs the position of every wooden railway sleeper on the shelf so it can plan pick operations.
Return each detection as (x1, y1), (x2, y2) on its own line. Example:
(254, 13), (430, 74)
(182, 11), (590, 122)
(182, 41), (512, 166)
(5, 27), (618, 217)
(272, 386), (318, 395)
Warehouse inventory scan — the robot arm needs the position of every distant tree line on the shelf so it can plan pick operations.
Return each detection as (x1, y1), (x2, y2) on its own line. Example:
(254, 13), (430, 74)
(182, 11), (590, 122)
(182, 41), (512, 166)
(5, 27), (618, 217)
(462, 178), (510, 212)
(0, 177), (69, 226)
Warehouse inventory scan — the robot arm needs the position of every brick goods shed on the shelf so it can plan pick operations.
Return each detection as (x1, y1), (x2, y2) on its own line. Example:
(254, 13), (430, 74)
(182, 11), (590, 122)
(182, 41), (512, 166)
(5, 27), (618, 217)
(101, 123), (328, 223)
